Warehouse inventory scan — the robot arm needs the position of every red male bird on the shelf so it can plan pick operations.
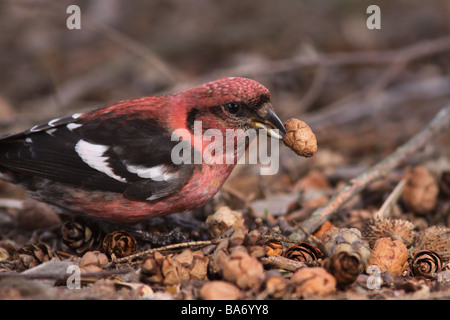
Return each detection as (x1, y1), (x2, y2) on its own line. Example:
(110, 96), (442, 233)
(0, 77), (286, 223)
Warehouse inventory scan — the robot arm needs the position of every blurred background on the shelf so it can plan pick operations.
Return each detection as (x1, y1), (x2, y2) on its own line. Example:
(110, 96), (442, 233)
(0, 0), (449, 196)
(0, 1), (449, 301)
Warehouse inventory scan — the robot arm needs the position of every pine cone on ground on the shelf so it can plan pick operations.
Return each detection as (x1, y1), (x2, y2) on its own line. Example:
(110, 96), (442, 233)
(410, 250), (443, 279)
(282, 242), (323, 264)
(323, 251), (360, 289)
(14, 242), (59, 271)
(415, 226), (450, 263)
(367, 237), (408, 275)
(103, 230), (137, 258)
(322, 228), (371, 271)
(362, 217), (416, 247)
(61, 220), (103, 255)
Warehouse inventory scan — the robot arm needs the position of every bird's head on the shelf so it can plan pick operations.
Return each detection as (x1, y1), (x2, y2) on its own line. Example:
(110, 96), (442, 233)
(180, 77), (286, 139)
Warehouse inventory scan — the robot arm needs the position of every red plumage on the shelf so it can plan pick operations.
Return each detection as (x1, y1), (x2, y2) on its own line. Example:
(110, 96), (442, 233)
(0, 77), (285, 222)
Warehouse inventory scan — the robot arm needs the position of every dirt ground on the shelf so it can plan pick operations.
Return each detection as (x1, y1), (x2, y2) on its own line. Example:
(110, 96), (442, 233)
(0, 0), (449, 302)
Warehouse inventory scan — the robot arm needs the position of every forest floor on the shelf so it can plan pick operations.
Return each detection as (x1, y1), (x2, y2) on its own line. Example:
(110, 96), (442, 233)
(0, 0), (449, 302)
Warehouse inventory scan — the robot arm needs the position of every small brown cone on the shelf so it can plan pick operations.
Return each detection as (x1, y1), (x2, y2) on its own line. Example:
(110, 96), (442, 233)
(206, 206), (245, 239)
(362, 217), (416, 247)
(291, 267), (336, 298)
(410, 250), (443, 279)
(282, 242), (323, 264)
(61, 220), (103, 255)
(322, 227), (371, 270)
(263, 271), (289, 299)
(367, 237), (408, 275)
(415, 226), (450, 263)
(264, 240), (283, 257)
(80, 251), (109, 273)
(283, 118), (317, 157)
(103, 230), (137, 258)
(220, 250), (264, 290)
(402, 166), (438, 215)
(200, 281), (242, 300)
(323, 251), (360, 288)
(14, 242), (59, 271)
(141, 252), (165, 284)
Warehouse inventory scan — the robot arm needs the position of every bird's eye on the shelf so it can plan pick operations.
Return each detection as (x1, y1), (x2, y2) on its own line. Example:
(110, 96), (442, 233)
(226, 102), (240, 114)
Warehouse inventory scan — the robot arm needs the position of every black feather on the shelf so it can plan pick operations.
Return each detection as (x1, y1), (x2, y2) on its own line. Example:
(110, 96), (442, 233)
(0, 114), (196, 200)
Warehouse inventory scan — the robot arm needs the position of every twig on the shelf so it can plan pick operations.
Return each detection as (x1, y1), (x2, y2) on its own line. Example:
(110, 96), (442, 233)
(260, 255), (307, 272)
(299, 64), (327, 112)
(289, 103), (450, 241)
(374, 178), (407, 219)
(194, 35), (450, 82)
(106, 239), (220, 267)
(262, 227), (321, 246)
(0, 268), (131, 281)
(25, 56), (132, 119)
(312, 36), (450, 116)
(306, 75), (450, 130)
(261, 234), (303, 245)
(10, 0), (182, 84)
(81, 15), (183, 84)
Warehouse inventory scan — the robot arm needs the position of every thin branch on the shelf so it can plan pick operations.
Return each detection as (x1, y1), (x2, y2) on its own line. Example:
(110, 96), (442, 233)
(309, 37), (450, 116)
(0, 268), (131, 281)
(260, 255), (307, 272)
(289, 103), (450, 241)
(374, 178), (407, 219)
(305, 75), (450, 130)
(81, 14), (183, 84)
(298, 64), (327, 112)
(10, 0), (182, 84)
(198, 36), (450, 82)
(106, 239), (220, 267)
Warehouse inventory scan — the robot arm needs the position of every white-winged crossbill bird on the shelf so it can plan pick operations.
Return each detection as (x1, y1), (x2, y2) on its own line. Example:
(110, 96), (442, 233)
(0, 77), (286, 223)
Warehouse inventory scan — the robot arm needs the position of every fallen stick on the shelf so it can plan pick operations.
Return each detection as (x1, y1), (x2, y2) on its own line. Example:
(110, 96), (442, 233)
(260, 255), (308, 272)
(289, 103), (450, 242)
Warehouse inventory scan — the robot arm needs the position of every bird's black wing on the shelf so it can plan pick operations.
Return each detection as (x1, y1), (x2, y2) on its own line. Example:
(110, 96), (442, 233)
(0, 112), (196, 201)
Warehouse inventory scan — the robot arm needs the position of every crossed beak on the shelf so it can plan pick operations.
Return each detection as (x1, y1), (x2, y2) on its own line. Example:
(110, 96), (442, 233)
(248, 103), (286, 140)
